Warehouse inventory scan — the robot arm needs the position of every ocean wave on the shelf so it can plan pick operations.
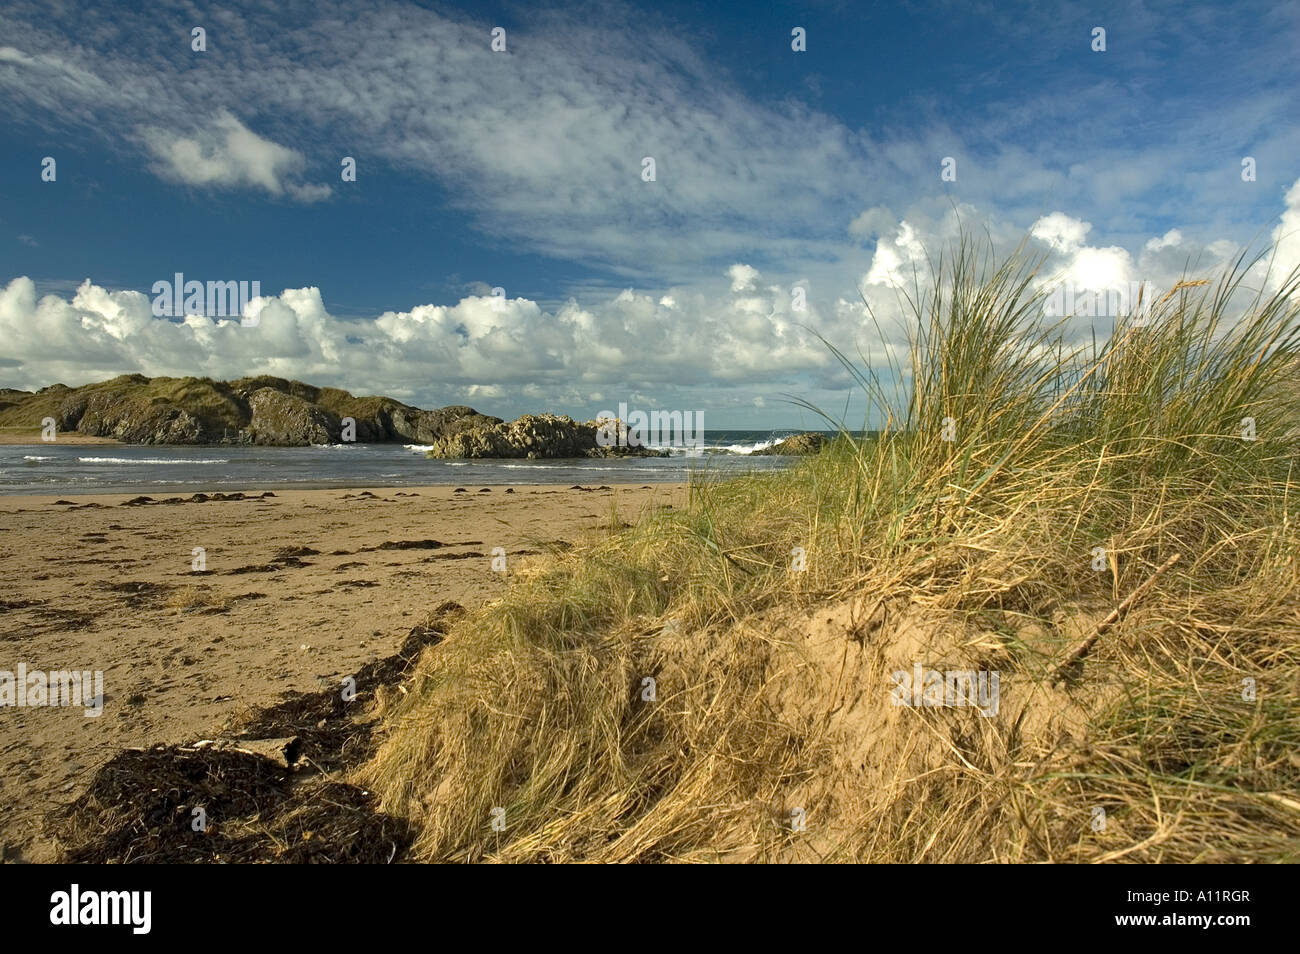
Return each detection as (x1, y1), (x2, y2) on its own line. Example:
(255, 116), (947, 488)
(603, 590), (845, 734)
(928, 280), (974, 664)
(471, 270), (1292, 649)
(641, 439), (785, 455)
(312, 443), (358, 449)
(76, 457), (231, 465)
(403, 444), (436, 453)
(22, 455), (55, 461)
(720, 439), (782, 454)
(498, 464), (625, 471)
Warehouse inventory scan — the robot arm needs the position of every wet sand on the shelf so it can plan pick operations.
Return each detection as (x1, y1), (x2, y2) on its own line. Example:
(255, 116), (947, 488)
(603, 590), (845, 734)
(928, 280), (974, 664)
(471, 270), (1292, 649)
(0, 431), (122, 445)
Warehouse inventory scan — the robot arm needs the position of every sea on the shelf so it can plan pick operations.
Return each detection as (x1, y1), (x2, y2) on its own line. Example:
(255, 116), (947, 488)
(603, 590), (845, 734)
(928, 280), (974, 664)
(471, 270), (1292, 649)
(1, 430), (835, 496)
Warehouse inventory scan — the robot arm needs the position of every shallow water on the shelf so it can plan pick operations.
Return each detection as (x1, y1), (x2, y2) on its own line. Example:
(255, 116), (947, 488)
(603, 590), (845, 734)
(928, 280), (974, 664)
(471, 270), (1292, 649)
(1, 430), (820, 495)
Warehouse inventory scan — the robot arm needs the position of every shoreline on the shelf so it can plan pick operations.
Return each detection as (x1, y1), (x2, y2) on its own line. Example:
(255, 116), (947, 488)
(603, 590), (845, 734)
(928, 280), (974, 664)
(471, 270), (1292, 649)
(0, 481), (685, 507)
(0, 434), (123, 446)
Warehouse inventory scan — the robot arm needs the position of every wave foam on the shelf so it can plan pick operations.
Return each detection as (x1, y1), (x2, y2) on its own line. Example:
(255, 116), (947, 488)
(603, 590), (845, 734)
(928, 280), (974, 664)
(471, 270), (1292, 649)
(76, 457), (230, 465)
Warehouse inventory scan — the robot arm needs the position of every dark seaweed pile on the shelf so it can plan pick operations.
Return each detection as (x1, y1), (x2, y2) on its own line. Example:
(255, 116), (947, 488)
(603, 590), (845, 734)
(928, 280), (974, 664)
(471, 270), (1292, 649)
(47, 602), (464, 863)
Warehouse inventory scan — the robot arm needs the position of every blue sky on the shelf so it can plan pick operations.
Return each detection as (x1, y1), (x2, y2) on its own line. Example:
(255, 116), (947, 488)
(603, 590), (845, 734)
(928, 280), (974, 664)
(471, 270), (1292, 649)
(2, 0), (1298, 427)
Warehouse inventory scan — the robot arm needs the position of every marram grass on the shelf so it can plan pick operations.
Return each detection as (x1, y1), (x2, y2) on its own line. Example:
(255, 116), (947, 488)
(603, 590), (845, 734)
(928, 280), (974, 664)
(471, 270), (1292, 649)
(359, 238), (1300, 862)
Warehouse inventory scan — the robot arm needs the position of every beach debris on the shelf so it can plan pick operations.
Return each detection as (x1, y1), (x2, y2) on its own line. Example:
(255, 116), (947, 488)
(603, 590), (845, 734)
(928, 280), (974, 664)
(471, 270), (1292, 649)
(364, 539), (445, 551)
(192, 736), (302, 770)
(1049, 553), (1181, 686)
(46, 602), (465, 863)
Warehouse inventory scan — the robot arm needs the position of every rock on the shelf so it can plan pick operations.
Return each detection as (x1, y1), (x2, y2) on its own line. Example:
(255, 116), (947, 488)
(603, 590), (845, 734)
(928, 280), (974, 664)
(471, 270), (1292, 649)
(70, 394), (205, 444)
(56, 374), (230, 443)
(424, 414), (671, 459)
(0, 372), (624, 451)
(388, 405), (502, 444)
(749, 433), (828, 456)
(244, 388), (335, 446)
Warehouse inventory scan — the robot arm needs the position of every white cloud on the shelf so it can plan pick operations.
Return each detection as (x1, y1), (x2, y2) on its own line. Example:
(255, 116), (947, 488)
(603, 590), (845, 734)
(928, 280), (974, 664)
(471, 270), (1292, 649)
(865, 221), (927, 287)
(849, 206), (896, 240)
(1031, 212), (1092, 253)
(0, 46), (34, 66)
(3, 166), (1294, 419)
(1065, 246), (1136, 291)
(140, 111), (329, 201)
(1145, 229), (1183, 252)
(0, 273), (835, 412)
(3, 1), (1298, 297)
(728, 264), (759, 293)
(1266, 176), (1300, 291)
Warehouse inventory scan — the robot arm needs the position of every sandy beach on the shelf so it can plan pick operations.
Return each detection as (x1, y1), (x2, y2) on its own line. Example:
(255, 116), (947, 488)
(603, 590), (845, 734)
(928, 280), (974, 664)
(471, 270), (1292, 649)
(0, 431), (122, 445)
(0, 482), (683, 862)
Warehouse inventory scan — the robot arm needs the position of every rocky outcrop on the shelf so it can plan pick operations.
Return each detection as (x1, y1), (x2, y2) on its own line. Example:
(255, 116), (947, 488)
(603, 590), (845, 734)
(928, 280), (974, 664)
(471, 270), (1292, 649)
(78, 403), (205, 444)
(0, 374), (503, 446)
(245, 388), (335, 445)
(425, 414), (670, 459)
(0, 388), (32, 414)
(388, 405), (501, 444)
(749, 432), (828, 456)
(61, 384), (207, 444)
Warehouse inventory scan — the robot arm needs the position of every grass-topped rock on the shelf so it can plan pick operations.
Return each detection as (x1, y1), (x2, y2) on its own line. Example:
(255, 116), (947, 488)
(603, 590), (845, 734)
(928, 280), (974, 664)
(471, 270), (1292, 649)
(0, 373), (502, 446)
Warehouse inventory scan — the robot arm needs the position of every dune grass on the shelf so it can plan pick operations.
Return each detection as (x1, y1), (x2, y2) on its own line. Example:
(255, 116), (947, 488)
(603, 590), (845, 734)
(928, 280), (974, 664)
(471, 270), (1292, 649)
(360, 236), (1300, 862)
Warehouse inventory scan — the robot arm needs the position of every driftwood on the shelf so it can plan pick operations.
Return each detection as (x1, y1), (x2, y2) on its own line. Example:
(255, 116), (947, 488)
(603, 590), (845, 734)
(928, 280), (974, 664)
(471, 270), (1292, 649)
(1049, 553), (1181, 686)
(190, 736), (302, 769)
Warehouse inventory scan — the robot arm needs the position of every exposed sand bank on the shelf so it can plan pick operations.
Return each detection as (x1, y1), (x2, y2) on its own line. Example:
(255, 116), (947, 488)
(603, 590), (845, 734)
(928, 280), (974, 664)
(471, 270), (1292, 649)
(0, 482), (683, 862)
(0, 430), (122, 445)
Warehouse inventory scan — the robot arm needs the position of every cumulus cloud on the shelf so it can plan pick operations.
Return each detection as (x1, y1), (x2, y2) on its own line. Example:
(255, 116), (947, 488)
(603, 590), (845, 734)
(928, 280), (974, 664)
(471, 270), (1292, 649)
(851, 185), (1300, 352)
(727, 264), (759, 292)
(1031, 212), (1092, 253)
(1145, 229), (1184, 252)
(864, 221), (927, 287)
(0, 274), (840, 415)
(4, 171), (1298, 421)
(1266, 176), (1300, 291)
(1061, 245), (1137, 292)
(849, 206), (897, 240)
